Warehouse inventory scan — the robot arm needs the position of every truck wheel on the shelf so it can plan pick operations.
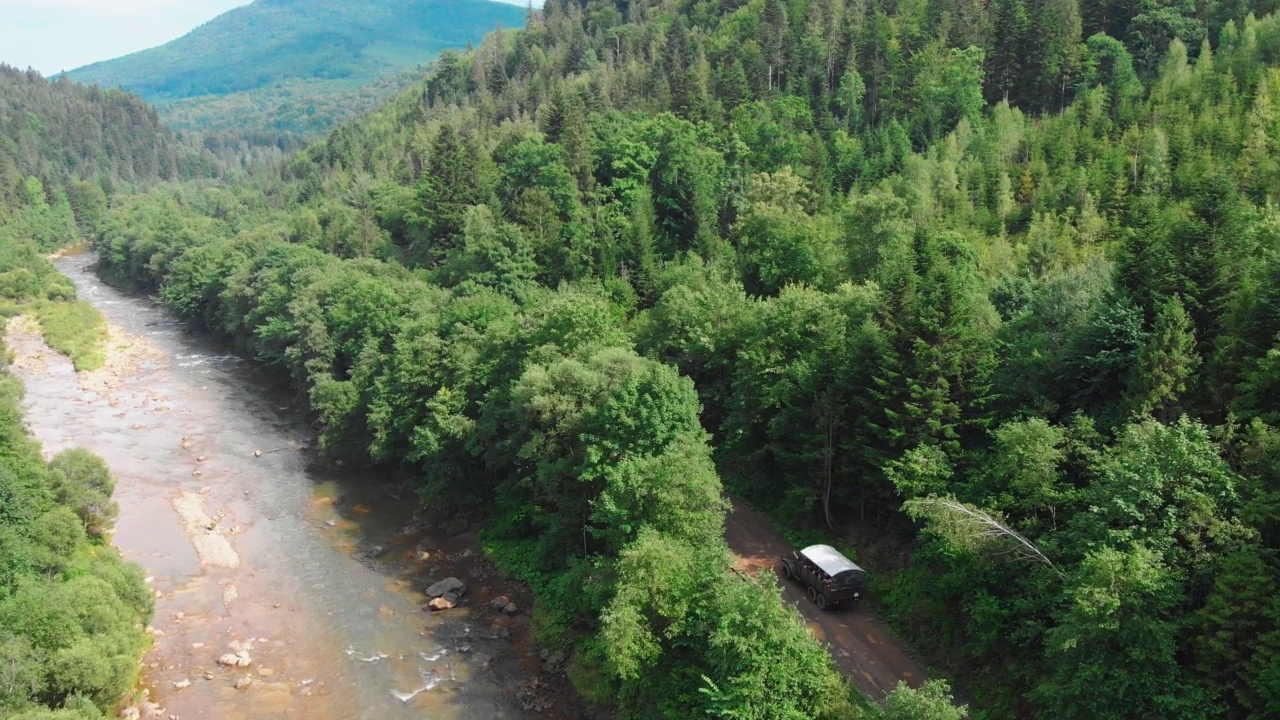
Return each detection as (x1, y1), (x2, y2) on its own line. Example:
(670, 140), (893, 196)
(807, 587), (817, 604)
(781, 562), (792, 580)
(815, 593), (828, 611)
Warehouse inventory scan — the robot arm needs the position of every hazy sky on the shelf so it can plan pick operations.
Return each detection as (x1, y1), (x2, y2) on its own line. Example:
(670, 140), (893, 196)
(0, 0), (252, 75)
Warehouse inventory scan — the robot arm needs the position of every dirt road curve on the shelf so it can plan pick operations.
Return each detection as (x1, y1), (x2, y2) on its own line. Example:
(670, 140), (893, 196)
(724, 498), (927, 700)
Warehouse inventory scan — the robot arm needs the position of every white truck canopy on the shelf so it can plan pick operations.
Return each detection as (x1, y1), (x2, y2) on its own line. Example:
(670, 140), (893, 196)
(799, 544), (864, 578)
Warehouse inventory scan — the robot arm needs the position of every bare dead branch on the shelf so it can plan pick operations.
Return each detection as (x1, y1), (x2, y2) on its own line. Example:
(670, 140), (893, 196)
(904, 496), (1061, 576)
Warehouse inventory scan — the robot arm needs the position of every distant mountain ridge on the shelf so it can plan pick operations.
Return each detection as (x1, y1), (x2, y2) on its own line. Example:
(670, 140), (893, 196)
(66, 0), (527, 136)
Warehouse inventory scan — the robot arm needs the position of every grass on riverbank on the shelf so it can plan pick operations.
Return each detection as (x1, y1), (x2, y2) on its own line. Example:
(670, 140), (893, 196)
(2, 239), (109, 372)
(34, 299), (107, 371)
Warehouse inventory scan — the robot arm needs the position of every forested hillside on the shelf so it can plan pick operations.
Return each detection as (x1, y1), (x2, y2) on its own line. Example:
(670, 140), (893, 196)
(0, 63), (242, 254)
(92, 0), (1280, 717)
(0, 63), (166, 719)
(0, 65), (184, 186)
(66, 0), (528, 137)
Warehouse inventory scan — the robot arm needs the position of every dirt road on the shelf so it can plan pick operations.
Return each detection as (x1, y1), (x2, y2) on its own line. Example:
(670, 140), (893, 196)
(724, 498), (926, 701)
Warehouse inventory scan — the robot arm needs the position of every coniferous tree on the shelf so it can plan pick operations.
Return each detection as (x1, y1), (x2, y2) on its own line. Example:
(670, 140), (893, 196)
(1039, 0), (1085, 110)
(410, 123), (480, 265)
(758, 0), (791, 93)
(989, 0), (1031, 104)
(1129, 296), (1200, 418)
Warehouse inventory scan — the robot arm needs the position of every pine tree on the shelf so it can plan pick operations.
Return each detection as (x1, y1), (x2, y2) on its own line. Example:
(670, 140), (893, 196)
(558, 91), (595, 196)
(664, 20), (694, 115)
(758, 0), (791, 92)
(1039, 0), (1084, 110)
(717, 58), (750, 109)
(989, 0), (1030, 105)
(1129, 295), (1200, 418)
(872, 230), (996, 458)
(410, 123), (479, 265)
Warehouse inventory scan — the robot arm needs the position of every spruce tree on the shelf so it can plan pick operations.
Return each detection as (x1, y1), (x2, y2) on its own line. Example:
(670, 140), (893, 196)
(989, 0), (1030, 105)
(1129, 295), (1201, 418)
(410, 123), (479, 265)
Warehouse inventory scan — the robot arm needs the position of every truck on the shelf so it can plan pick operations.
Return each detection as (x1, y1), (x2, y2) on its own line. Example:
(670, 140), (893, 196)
(780, 544), (867, 610)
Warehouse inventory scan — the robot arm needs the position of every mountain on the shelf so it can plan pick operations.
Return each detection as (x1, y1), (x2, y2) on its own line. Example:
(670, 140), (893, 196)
(66, 0), (527, 135)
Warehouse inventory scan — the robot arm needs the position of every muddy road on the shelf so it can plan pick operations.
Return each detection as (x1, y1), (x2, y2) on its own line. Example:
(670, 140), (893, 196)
(725, 498), (927, 700)
(7, 253), (569, 720)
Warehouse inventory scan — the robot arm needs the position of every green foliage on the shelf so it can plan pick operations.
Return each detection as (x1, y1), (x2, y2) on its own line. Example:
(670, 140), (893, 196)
(0, 351), (150, 719)
(34, 302), (107, 373)
(83, 1), (1280, 718)
(877, 681), (969, 720)
(46, 451), (118, 540)
(0, 235), (108, 373)
(0, 66), (185, 199)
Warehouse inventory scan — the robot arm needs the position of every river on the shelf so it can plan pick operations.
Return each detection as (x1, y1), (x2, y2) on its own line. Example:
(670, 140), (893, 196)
(6, 253), (554, 720)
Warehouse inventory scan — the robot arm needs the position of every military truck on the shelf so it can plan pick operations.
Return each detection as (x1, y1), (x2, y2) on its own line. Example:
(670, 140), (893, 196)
(780, 544), (867, 610)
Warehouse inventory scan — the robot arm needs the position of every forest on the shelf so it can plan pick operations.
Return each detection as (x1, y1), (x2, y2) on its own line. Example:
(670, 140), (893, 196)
(0, 62), (187, 719)
(40, 0), (1280, 716)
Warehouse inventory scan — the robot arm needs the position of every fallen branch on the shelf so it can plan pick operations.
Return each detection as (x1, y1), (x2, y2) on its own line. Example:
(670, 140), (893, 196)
(904, 496), (1061, 576)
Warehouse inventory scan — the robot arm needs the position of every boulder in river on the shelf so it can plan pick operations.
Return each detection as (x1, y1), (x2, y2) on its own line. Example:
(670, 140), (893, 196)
(425, 577), (465, 598)
(427, 597), (455, 611)
(490, 596), (511, 610)
(218, 650), (253, 668)
(235, 676), (253, 690)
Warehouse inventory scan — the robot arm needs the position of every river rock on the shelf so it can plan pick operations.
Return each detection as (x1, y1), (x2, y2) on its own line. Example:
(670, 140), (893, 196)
(490, 596), (511, 610)
(172, 679), (191, 689)
(474, 652), (493, 667)
(502, 602), (519, 614)
(360, 545), (385, 559)
(425, 577), (465, 598)
(218, 651), (252, 668)
(234, 676), (253, 690)
(427, 597), (455, 611)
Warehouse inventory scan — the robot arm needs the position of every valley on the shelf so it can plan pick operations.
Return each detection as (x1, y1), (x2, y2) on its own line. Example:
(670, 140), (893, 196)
(5, 253), (567, 720)
(7, 0), (1280, 716)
